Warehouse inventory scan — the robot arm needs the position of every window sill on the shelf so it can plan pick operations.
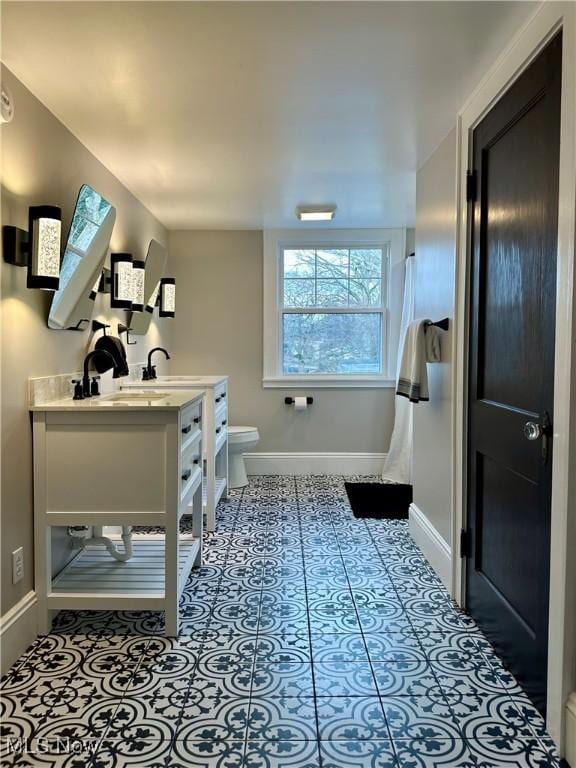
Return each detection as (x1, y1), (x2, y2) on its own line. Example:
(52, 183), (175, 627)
(262, 376), (396, 389)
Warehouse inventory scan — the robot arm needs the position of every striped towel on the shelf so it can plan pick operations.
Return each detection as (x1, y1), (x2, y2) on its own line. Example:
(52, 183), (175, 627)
(396, 319), (431, 403)
(425, 324), (442, 363)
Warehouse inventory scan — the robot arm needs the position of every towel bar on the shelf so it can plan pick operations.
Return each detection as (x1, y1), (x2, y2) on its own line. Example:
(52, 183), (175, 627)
(425, 318), (449, 331)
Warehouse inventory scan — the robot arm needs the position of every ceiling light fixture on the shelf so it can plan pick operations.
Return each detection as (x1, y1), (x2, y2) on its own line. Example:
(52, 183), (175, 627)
(295, 205), (337, 222)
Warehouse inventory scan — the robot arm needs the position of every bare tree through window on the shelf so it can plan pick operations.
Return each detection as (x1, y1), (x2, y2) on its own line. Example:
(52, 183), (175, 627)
(282, 247), (385, 374)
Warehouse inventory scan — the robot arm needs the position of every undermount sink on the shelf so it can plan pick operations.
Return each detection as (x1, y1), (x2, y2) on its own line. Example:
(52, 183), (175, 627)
(105, 392), (167, 402)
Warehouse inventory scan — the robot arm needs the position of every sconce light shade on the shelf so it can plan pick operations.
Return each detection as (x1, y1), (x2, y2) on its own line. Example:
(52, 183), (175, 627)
(28, 206), (62, 290)
(110, 253), (133, 309)
(131, 259), (146, 312)
(3, 205), (61, 290)
(159, 277), (176, 318)
(146, 280), (161, 314)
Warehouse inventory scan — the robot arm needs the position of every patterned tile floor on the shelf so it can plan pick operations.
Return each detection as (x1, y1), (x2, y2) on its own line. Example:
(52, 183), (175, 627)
(0, 476), (562, 767)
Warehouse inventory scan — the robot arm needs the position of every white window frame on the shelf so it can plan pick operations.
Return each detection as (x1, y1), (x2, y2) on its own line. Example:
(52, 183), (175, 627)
(263, 228), (406, 388)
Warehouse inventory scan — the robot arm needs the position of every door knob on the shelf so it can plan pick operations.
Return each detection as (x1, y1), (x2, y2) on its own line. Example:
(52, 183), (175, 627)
(524, 422), (542, 441)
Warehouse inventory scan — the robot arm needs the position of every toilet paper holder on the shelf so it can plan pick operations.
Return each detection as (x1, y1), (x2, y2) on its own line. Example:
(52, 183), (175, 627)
(285, 396), (314, 405)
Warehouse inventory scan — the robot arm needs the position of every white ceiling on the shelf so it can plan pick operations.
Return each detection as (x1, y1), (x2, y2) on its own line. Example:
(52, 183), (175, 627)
(2, 1), (536, 230)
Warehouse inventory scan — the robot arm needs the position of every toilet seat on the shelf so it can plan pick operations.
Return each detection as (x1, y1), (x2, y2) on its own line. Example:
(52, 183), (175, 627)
(228, 426), (259, 445)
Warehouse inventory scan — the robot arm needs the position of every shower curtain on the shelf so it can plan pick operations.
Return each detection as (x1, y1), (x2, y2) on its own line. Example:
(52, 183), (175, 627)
(382, 255), (415, 484)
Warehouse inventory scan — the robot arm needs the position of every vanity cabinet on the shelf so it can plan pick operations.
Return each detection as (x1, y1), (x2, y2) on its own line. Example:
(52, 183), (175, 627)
(122, 376), (229, 532)
(30, 389), (204, 636)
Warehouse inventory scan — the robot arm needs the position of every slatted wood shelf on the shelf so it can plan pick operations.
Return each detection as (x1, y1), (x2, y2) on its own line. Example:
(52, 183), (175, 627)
(48, 535), (200, 609)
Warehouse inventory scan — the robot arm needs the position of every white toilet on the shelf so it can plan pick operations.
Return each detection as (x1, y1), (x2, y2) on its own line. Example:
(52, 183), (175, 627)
(228, 426), (259, 488)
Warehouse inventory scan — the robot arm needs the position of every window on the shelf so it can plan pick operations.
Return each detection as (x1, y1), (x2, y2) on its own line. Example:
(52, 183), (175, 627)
(281, 247), (385, 375)
(263, 229), (405, 388)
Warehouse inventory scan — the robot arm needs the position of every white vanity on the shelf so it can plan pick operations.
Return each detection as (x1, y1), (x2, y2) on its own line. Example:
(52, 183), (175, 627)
(121, 376), (228, 532)
(30, 388), (204, 636)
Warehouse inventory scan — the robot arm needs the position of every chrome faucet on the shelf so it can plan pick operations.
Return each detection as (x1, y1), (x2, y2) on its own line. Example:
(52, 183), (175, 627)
(144, 347), (170, 380)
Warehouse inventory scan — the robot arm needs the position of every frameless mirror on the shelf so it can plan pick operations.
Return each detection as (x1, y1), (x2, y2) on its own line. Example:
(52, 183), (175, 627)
(48, 185), (116, 330)
(129, 239), (167, 335)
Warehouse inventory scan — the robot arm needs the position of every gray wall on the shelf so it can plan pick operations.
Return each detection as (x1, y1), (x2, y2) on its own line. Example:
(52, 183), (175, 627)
(169, 229), (396, 453)
(412, 128), (457, 543)
(1, 68), (171, 615)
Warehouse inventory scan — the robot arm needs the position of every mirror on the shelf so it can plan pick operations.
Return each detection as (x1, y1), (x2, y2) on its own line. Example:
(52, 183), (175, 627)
(48, 185), (116, 330)
(129, 239), (167, 335)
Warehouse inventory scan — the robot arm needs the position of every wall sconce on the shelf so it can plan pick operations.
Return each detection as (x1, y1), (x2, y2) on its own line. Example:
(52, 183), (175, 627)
(110, 253), (133, 309)
(146, 281), (161, 314)
(159, 278), (176, 318)
(131, 259), (146, 312)
(3, 206), (62, 290)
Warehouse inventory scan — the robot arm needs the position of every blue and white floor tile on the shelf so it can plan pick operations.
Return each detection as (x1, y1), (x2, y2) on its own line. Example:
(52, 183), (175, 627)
(0, 475), (562, 767)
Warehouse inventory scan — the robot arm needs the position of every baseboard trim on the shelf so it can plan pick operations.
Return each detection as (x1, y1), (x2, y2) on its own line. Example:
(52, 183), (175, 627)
(244, 452), (387, 476)
(0, 591), (38, 674)
(409, 502), (452, 591)
(566, 694), (576, 766)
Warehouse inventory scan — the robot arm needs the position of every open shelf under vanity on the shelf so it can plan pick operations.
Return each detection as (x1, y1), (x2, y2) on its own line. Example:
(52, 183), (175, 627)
(49, 534), (200, 608)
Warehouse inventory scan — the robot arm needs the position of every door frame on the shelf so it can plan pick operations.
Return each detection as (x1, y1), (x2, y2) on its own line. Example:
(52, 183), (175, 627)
(452, 2), (576, 750)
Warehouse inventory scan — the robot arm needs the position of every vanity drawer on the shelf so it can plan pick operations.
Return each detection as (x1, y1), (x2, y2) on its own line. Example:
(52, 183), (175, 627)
(214, 384), (227, 406)
(215, 415), (228, 438)
(215, 421), (227, 455)
(215, 399), (227, 422)
(179, 467), (202, 517)
(180, 403), (201, 441)
(180, 443), (202, 500)
(180, 423), (201, 458)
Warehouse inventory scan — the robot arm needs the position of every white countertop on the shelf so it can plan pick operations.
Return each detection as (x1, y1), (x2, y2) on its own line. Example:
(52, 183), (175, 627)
(122, 375), (228, 389)
(29, 389), (205, 412)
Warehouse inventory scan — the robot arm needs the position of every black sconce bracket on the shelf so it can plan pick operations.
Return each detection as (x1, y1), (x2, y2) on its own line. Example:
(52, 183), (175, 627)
(3, 226), (30, 266)
(425, 318), (450, 331)
(93, 267), (111, 295)
(118, 323), (137, 345)
(92, 320), (110, 337)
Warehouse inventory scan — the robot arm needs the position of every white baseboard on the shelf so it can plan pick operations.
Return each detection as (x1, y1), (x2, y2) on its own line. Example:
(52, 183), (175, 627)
(409, 502), (452, 591)
(0, 591), (38, 674)
(566, 694), (576, 767)
(244, 452), (387, 476)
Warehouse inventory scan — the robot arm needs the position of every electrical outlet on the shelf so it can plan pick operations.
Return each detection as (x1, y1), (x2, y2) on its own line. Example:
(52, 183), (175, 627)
(12, 547), (24, 584)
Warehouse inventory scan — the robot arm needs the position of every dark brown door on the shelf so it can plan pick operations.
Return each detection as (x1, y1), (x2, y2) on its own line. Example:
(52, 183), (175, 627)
(466, 33), (562, 714)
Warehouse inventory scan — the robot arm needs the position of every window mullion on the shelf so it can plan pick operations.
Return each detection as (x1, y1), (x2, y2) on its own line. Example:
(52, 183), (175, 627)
(314, 249), (318, 306)
(282, 307), (383, 315)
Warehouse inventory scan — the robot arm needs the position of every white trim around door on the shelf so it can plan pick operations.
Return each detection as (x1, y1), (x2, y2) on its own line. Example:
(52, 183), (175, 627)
(452, 2), (576, 751)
